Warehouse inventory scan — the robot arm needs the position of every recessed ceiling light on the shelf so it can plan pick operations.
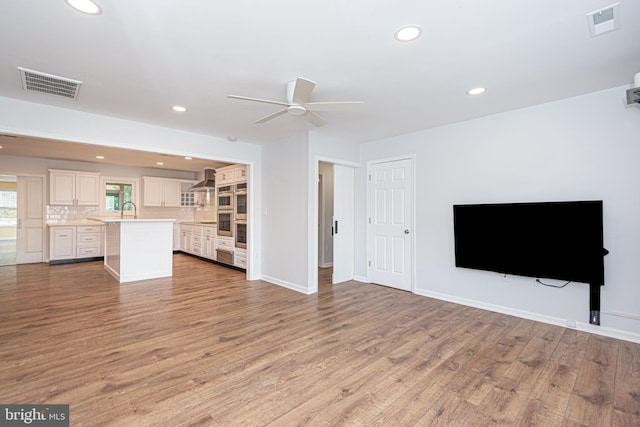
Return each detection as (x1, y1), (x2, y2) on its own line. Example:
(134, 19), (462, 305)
(96, 155), (104, 159)
(227, 136), (237, 142)
(184, 156), (192, 160)
(172, 105), (187, 112)
(394, 25), (422, 42)
(156, 162), (164, 166)
(467, 87), (486, 95)
(65, 0), (102, 15)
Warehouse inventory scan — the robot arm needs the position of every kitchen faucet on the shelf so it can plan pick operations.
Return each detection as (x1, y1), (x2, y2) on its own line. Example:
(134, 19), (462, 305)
(121, 201), (137, 219)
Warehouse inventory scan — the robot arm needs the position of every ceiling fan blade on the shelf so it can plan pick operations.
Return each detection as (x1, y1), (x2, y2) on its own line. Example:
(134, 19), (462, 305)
(291, 78), (316, 104)
(228, 95), (289, 107)
(305, 101), (366, 112)
(304, 111), (328, 127)
(254, 109), (288, 124)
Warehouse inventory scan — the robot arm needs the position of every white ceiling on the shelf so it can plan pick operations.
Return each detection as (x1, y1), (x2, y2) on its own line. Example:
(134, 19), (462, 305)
(0, 1), (638, 170)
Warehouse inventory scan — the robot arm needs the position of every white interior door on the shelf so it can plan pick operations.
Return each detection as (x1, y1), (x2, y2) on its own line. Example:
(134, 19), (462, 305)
(16, 176), (44, 264)
(368, 158), (413, 291)
(332, 165), (354, 284)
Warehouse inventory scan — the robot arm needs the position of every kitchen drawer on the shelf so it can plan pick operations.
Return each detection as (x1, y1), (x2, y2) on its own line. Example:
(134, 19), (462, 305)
(234, 255), (247, 268)
(216, 238), (233, 250)
(77, 225), (103, 234)
(77, 233), (100, 244)
(78, 246), (100, 257)
(181, 224), (199, 233)
(202, 226), (217, 237)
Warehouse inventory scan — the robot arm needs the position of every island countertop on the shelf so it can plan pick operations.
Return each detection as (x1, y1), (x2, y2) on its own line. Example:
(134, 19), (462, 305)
(97, 218), (177, 223)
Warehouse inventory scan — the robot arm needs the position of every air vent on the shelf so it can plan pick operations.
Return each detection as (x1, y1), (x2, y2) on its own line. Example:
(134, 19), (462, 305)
(18, 67), (82, 100)
(586, 3), (620, 38)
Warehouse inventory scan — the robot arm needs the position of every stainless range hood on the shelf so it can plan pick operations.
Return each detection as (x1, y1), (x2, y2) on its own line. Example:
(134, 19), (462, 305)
(188, 168), (216, 192)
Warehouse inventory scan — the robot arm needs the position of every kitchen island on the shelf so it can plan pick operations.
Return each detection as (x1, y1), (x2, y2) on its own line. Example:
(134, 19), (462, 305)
(100, 218), (175, 283)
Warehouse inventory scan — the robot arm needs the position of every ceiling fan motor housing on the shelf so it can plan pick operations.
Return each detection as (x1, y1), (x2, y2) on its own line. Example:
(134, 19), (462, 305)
(287, 104), (307, 115)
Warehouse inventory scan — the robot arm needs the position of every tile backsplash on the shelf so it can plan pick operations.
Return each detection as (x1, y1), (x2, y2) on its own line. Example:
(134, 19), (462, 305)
(46, 205), (100, 223)
(46, 196), (216, 224)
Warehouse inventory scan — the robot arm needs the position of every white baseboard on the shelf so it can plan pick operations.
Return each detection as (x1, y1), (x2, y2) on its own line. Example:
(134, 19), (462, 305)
(319, 262), (333, 268)
(353, 275), (368, 283)
(260, 275), (314, 295)
(414, 288), (640, 344)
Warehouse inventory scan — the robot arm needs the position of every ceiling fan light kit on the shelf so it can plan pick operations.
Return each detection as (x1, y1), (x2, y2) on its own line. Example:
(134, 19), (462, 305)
(228, 77), (365, 127)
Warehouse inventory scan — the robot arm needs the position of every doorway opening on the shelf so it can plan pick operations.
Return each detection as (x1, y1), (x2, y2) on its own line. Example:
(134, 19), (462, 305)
(318, 162), (334, 285)
(313, 160), (355, 290)
(0, 175), (17, 266)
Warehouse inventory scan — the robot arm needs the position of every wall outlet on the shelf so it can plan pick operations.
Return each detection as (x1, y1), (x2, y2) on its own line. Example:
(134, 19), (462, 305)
(566, 319), (577, 328)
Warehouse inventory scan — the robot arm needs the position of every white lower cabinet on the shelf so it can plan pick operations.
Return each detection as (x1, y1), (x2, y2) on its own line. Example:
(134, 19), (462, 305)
(202, 226), (216, 260)
(234, 247), (247, 269)
(50, 227), (76, 260)
(180, 224), (202, 257)
(49, 224), (103, 262)
(179, 224), (245, 269)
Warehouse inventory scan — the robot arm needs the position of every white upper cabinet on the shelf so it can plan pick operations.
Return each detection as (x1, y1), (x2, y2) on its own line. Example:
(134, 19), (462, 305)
(142, 177), (182, 207)
(216, 165), (247, 185)
(49, 169), (100, 205)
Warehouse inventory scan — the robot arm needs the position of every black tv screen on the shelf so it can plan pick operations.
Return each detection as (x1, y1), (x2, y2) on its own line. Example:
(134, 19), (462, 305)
(453, 201), (605, 286)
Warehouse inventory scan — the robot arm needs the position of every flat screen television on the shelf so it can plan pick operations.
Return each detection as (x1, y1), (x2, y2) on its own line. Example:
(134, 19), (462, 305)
(453, 201), (605, 286)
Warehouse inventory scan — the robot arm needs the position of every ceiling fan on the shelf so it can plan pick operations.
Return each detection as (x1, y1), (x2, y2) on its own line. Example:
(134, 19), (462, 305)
(228, 77), (365, 127)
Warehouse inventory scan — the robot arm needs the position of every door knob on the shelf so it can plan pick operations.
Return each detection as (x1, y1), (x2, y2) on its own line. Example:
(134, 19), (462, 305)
(404, 229), (410, 234)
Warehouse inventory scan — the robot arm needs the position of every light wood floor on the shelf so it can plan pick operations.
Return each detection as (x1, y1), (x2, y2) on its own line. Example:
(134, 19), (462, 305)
(1, 255), (638, 426)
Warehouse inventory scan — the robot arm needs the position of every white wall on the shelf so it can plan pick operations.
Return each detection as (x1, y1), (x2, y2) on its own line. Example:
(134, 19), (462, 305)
(260, 132), (310, 292)
(358, 86), (640, 342)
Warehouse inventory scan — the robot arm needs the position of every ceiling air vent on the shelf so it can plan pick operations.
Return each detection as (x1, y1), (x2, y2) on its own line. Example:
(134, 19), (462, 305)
(18, 67), (82, 100)
(586, 3), (620, 38)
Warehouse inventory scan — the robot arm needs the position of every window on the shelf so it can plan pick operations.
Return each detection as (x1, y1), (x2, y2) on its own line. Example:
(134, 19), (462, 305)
(105, 183), (133, 211)
(101, 177), (137, 216)
(0, 190), (17, 226)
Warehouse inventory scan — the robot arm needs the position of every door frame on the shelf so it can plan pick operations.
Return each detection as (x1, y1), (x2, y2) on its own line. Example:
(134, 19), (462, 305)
(309, 156), (360, 293)
(366, 155), (416, 292)
(1, 171), (46, 264)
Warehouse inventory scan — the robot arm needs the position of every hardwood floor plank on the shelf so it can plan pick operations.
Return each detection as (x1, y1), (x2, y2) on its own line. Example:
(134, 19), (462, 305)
(612, 339), (640, 425)
(1, 256), (639, 426)
(563, 335), (619, 426)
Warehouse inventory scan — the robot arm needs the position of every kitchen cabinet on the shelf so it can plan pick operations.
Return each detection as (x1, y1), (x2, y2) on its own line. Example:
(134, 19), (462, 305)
(142, 177), (181, 207)
(216, 165), (247, 185)
(49, 224), (103, 262)
(50, 227), (75, 260)
(180, 224), (202, 256)
(76, 225), (103, 258)
(49, 169), (100, 205)
(142, 177), (197, 207)
(234, 247), (247, 269)
(202, 226), (217, 260)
